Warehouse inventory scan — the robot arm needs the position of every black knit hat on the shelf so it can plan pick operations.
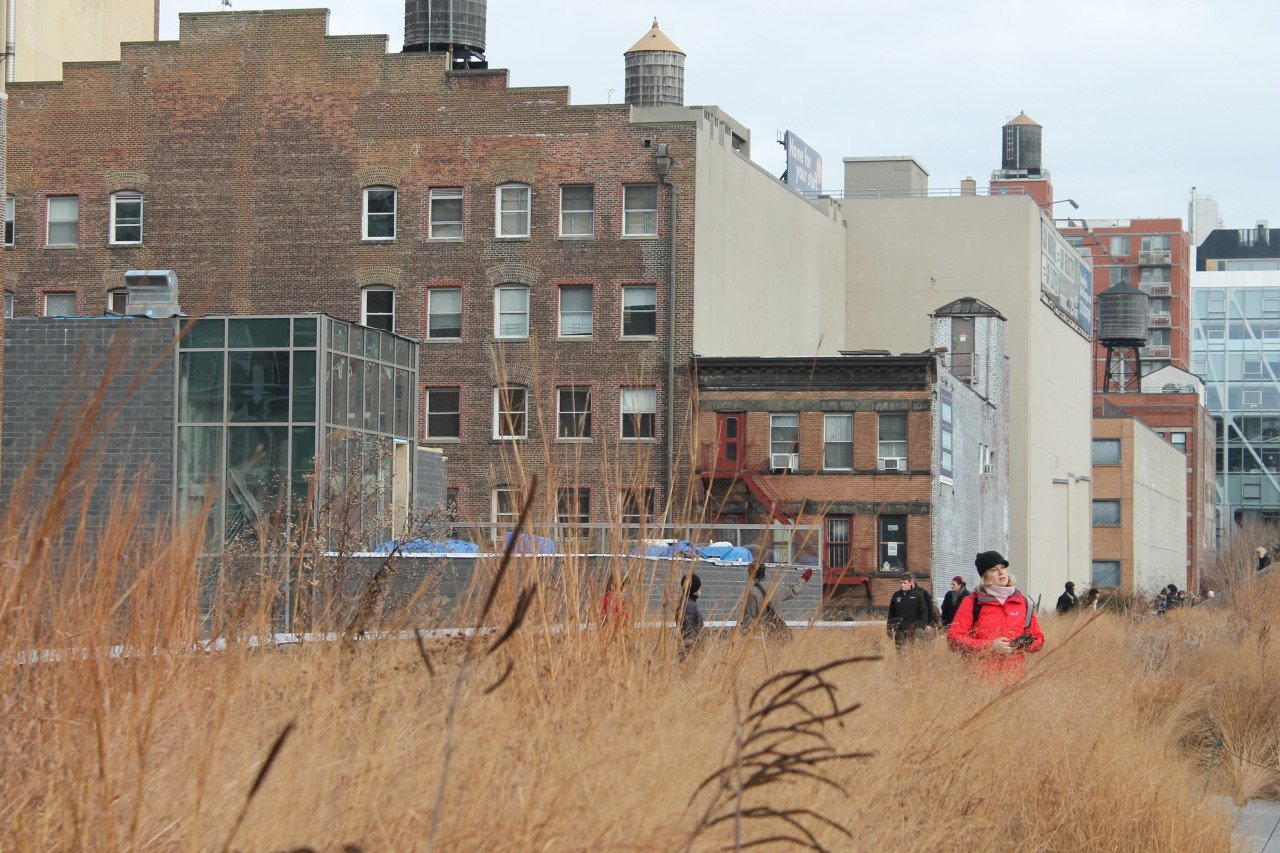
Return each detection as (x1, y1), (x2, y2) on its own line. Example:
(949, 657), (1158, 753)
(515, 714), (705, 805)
(682, 573), (702, 598)
(975, 551), (1009, 575)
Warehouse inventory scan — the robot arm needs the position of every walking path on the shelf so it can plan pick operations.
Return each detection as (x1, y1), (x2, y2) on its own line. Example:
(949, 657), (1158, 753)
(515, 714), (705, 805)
(1228, 799), (1280, 851)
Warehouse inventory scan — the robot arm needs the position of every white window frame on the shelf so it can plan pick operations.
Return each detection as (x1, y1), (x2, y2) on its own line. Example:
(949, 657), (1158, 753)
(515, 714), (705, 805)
(1169, 432), (1187, 453)
(107, 289), (129, 315)
(361, 285), (395, 332)
(622, 184), (658, 237)
(877, 413), (908, 470)
(1244, 359), (1263, 377)
(46, 196), (79, 247)
(109, 191), (143, 245)
(362, 186), (397, 241)
(425, 388), (462, 440)
(495, 184), (531, 238)
(822, 414), (853, 471)
(769, 413), (800, 472)
(556, 386), (592, 440)
(620, 387), (657, 441)
(493, 386), (528, 440)
(44, 292), (76, 317)
(4, 195), (14, 246)
(558, 285), (593, 338)
(427, 288), (463, 340)
(494, 285), (529, 339)
(3, 291), (13, 319)
(621, 284), (657, 338)
(559, 184), (594, 237)
(493, 487), (518, 530)
(429, 187), (463, 240)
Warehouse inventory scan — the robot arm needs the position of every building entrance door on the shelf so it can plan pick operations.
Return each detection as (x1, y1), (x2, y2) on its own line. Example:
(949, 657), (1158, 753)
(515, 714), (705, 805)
(715, 413), (745, 471)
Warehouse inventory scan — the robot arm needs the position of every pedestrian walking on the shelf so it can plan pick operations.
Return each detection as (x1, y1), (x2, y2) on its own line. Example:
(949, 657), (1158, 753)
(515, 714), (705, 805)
(947, 551), (1044, 679)
(679, 573), (704, 656)
(887, 573), (933, 651)
(1055, 581), (1078, 615)
(940, 575), (970, 626)
(741, 563), (814, 640)
(1084, 587), (1101, 610)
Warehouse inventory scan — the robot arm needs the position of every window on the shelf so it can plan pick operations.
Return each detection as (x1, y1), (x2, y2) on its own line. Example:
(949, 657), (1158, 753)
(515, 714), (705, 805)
(1109, 236), (1130, 256)
(621, 285), (657, 337)
(823, 414), (853, 470)
(557, 386), (592, 439)
(556, 487), (590, 534)
(494, 285), (529, 338)
(878, 514), (907, 571)
(1092, 438), (1122, 465)
(493, 488), (519, 529)
(494, 386), (527, 439)
(1092, 560), (1121, 587)
(980, 444), (994, 475)
(427, 288), (462, 339)
(939, 392), (954, 481)
(1140, 266), (1170, 284)
(1110, 267), (1135, 287)
(1092, 500), (1121, 526)
(109, 191), (143, 244)
(1169, 432), (1187, 453)
(496, 184), (530, 238)
(769, 413), (799, 471)
(444, 487), (459, 519)
(1245, 359), (1263, 377)
(623, 185), (658, 236)
(825, 516), (851, 571)
(1243, 481), (1262, 501)
(46, 196), (79, 246)
(560, 185), (594, 237)
(429, 188), (463, 239)
(426, 388), (461, 439)
(1141, 234), (1171, 253)
(362, 187), (396, 240)
(4, 195), (13, 246)
(621, 387), (656, 440)
(558, 285), (593, 337)
(877, 413), (907, 470)
(621, 487), (655, 525)
(4, 291), (12, 318)
(44, 292), (76, 316)
(362, 286), (394, 332)
(1206, 294), (1226, 314)
(108, 289), (128, 315)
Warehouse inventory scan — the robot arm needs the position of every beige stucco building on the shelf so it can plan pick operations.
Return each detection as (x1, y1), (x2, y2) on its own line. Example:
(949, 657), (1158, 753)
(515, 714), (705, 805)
(840, 158), (1094, 603)
(1, 0), (156, 85)
(1092, 415), (1188, 594)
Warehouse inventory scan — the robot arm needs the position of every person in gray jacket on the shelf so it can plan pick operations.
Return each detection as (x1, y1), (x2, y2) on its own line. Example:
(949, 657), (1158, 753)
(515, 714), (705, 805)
(742, 563), (815, 638)
(679, 573), (704, 657)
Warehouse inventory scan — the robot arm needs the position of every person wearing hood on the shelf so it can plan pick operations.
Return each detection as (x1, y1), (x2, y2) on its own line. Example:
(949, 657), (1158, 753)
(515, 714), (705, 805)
(742, 563), (814, 638)
(679, 573), (704, 656)
(1055, 581), (1078, 615)
(947, 551), (1044, 678)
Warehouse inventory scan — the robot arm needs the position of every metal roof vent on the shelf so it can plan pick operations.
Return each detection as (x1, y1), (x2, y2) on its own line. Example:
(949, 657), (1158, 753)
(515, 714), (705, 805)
(123, 270), (182, 318)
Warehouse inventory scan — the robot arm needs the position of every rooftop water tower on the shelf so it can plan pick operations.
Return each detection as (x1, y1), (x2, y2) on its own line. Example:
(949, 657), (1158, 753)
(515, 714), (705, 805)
(624, 19), (685, 107)
(404, 0), (487, 68)
(1096, 280), (1150, 392)
(1001, 111), (1042, 175)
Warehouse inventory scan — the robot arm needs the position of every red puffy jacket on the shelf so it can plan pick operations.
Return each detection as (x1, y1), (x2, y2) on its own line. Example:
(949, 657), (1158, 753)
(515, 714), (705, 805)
(946, 589), (1044, 676)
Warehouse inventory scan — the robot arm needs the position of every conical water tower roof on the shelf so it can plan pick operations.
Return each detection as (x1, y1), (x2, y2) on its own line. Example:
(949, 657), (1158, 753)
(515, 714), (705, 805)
(625, 19), (685, 56)
(1005, 111), (1040, 127)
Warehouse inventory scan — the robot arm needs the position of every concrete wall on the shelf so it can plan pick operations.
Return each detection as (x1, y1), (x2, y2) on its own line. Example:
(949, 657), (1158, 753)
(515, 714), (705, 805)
(929, 314), (1010, 599)
(1132, 421), (1189, 594)
(0, 317), (177, 541)
(843, 157), (929, 195)
(843, 193), (1093, 603)
(3, 0), (156, 84)
(692, 118), (846, 356)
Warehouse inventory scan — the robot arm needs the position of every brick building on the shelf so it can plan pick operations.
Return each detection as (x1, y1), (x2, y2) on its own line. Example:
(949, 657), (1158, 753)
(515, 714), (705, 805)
(0, 9), (845, 529)
(694, 299), (1009, 606)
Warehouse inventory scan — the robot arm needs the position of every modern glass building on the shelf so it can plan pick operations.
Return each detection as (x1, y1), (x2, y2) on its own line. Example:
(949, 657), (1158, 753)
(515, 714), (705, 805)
(177, 315), (419, 548)
(1191, 285), (1280, 527)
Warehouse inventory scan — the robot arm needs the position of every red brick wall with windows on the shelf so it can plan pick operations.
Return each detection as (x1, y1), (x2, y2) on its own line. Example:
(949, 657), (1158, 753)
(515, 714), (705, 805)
(3, 9), (699, 526)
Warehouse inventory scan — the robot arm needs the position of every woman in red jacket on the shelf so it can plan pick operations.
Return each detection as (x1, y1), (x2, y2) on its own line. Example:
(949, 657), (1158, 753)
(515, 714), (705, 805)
(947, 551), (1044, 679)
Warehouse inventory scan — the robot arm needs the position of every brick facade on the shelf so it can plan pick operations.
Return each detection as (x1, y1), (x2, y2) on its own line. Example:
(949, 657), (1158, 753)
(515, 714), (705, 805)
(2, 9), (699, 528)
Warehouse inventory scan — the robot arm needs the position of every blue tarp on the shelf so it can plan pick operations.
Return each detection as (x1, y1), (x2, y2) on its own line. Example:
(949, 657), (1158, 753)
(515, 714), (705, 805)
(703, 545), (752, 564)
(373, 538), (480, 556)
(633, 540), (697, 559)
(502, 532), (557, 555)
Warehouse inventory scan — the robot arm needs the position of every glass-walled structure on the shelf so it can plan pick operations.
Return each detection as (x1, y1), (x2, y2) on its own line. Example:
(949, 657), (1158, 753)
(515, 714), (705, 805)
(1191, 286), (1280, 527)
(177, 315), (418, 549)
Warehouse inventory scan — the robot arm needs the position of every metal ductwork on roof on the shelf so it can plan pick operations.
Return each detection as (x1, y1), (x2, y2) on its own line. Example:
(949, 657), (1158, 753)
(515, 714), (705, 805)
(404, 0), (487, 68)
(123, 270), (182, 318)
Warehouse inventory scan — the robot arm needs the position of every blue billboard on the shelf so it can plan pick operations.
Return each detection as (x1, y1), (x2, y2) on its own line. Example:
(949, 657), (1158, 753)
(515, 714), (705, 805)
(784, 131), (823, 196)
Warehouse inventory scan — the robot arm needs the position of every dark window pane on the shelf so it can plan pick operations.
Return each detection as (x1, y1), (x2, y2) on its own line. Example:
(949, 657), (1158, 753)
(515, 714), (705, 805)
(291, 425), (316, 519)
(292, 350), (317, 423)
(365, 289), (393, 314)
(225, 425), (289, 545)
(182, 318), (225, 349)
(229, 318), (290, 348)
(228, 351), (291, 422)
(293, 317), (317, 347)
(179, 351), (224, 423)
(366, 189), (395, 213)
(177, 425), (223, 543)
(394, 370), (411, 437)
(328, 355), (347, 425)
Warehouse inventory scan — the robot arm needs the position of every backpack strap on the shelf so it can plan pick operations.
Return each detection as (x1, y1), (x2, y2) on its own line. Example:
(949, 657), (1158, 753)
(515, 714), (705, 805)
(971, 591), (983, 624)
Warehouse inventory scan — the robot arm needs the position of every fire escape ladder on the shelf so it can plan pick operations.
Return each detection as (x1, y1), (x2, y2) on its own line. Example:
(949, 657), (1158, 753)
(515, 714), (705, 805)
(741, 465), (795, 525)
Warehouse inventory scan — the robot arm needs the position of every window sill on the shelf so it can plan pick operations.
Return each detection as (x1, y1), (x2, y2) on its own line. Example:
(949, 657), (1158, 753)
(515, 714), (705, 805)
(360, 238), (397, 244)
(428, 236), (464, 243)
(620, 335), (659, 342)
(556, 335), (593, 342)
(108, 242), (143, 248)
(492, 437), (528, 442)
(494, 337), (530, 343)
(423, 337), (464, 343)
(494, 236), (531, 242)
(558, 235), (595, 241)
(620, 437), (659, 444)
(425, 436), (462, 443)
(44, 245), (79, 250)
(620, 234), (659, 240)
(555, 438), (592, 443)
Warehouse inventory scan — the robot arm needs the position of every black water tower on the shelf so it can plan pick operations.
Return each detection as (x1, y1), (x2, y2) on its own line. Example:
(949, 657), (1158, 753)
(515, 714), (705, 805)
(404, 0), (487, 68)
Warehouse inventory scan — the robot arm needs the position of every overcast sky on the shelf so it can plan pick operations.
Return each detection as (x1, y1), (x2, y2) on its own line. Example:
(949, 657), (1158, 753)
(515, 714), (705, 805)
(160, 0), (1279, 230)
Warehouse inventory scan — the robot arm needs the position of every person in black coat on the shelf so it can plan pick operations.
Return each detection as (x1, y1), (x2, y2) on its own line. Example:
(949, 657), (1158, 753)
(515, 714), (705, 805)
(887, 573), (933, 650)
(940, 575), (970, 626)
(1055, 581), (1078, 615)
(1257, 547), (1272, 573)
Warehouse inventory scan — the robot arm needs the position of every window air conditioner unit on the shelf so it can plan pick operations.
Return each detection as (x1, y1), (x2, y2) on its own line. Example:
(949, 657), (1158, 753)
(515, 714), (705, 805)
(880, 457), (905, 471)
(771, 453), (799, 472)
